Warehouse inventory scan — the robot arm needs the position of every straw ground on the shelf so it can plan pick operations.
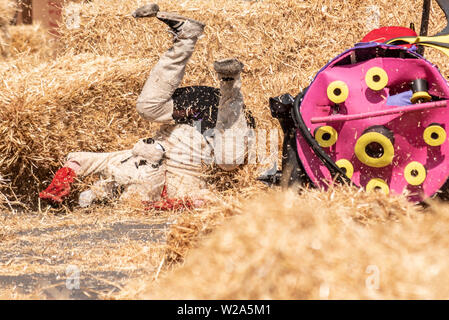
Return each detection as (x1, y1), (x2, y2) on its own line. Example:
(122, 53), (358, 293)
(126, 187), (449, 300)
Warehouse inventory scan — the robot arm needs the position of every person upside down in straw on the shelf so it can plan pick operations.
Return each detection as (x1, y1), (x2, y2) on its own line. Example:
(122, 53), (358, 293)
(39, 4), (254, 210)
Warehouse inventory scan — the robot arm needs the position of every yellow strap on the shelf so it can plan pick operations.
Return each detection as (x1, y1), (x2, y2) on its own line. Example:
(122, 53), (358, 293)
(385, 35), (449, 58)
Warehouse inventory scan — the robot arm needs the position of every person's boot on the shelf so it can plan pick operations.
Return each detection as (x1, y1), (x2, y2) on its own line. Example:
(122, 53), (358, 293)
(132, 3), (160, 18)
(132, 4), (204, 38)
(213, 58), (244, 81)
(214, 58), (245, 114)
(39, 167), (77, 203)
(156, 12), (205, 38)
(132, 3), (205, 39)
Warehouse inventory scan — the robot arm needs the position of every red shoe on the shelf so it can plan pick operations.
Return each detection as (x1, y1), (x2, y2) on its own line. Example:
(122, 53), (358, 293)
(39, 167), (77, 203)
(143, 185), (195, 211)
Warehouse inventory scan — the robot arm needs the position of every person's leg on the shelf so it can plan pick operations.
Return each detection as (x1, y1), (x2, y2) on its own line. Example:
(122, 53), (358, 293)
(65, 150), (133, 177)
(213, 58), (252, 171)
(70, 140), (167, 207)
(134, 9), (205, 122)
(39, 150), (132, 203)
(77, 137), (168, 206)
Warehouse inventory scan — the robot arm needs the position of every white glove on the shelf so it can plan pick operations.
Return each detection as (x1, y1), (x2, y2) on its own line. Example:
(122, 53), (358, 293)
(78, 189), (96, 208)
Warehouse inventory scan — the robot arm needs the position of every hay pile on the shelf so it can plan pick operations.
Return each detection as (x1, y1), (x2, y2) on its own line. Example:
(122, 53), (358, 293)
(1, 0), (442, 207)
(0, 53), (153, 205)
(161, 177), (262, 266)
(8, 24), (54, 60)
(120, 187), (449, 300)
(0, 0), (14, 19)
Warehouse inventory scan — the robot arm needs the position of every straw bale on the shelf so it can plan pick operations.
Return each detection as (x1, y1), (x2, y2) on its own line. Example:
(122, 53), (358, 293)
(124, 187), (449, 299)
(0, 0), (15, 26)
(0, 53), (157, 205)
(8, 24), (54, 59)
(57, 0), (445, 127)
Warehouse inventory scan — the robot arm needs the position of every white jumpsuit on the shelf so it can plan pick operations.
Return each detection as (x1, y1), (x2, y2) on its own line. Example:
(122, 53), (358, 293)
(66, 20), (251, 206)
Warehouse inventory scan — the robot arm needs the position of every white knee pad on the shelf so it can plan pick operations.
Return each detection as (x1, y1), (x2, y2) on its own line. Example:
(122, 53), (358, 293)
(132, 138), (165, 164)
